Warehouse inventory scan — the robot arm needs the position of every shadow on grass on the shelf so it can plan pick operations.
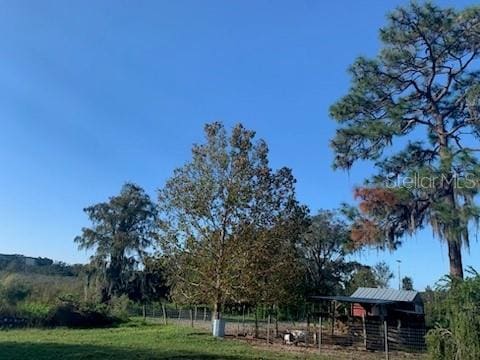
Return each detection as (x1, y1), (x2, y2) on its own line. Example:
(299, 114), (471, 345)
(0, 342), (255, 360)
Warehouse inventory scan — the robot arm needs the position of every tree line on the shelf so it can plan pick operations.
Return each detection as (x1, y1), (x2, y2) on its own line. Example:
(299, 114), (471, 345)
(75, 122), (412, 319)
(74, 1), (480, 355)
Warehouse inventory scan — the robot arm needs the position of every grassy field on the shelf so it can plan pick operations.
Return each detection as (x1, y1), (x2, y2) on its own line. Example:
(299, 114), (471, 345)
(0, 322), (319, 360)
(0, 322), (427, 360)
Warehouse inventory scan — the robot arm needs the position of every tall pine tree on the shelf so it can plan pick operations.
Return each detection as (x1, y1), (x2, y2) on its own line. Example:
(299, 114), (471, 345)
(330, 2), (480, 278)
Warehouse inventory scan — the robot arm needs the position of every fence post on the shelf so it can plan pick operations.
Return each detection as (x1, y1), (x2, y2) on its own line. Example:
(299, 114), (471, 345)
(318, 316), (322, 352)
(384, 320), (389, 360)
(203, 307), (207, 322)
(331, 301), (335, 336)
(242, 305), (246, 335)
(162, 303), (167, 325)
(274, 306), (279, 338)
(236, 307), (240, 337)
(254, 308), (259, 338)
(236, 316), (240, 337)
(190, 308), (194, 327)
(266, 314), (271, 345)
(306, 314), (310, 348)
(194, 305), (197, 322)
(362, 314), (367, 350)
(178, 308), (181, 322)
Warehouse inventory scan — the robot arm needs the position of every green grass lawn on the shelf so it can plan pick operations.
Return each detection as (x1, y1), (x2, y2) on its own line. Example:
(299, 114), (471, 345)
(0, 322), (320, 360)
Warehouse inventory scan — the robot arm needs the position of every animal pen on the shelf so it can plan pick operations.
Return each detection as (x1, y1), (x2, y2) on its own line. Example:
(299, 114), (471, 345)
(310, 287), (427, 353)
(132, 288), (426, 359)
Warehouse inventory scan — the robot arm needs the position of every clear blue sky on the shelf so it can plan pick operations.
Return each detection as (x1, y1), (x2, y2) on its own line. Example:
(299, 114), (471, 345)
(1, 0), (478, 290)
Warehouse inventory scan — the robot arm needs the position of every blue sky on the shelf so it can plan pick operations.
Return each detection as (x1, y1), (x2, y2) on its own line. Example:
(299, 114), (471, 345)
(1, 0), (478, 290)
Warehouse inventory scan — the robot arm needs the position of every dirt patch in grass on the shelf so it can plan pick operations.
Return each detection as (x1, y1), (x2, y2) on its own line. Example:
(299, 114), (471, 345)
(227, 335), (428, 360)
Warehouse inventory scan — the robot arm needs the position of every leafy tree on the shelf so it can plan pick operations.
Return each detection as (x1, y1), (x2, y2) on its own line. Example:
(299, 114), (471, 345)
(128, 255), (170, 305)
(158, 122), (307, 320)
(344, 264), (379, 295)
(298, 210), (354, 296)
(344, 262), (393, 292)
(373, 261), (394, 288)
(75, 183), (157, 302)
(330, 2), (480, 279)
(402, 276), (414, 290)
(238, 204), (309, 312)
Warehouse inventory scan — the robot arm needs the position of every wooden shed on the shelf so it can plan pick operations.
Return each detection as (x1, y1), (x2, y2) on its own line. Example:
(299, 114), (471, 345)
(311, 287), (426, 351)
(349, 287), (424, 322)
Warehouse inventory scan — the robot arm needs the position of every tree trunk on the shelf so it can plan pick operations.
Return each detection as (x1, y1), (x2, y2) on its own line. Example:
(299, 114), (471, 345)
(448, 239), (464, 279)
(213, 302), (221, 320)
(213, 227), (225, 321)
(162, 303), (167, 325)
(443, 174), (464, 279)
(438, 126), (464, 279)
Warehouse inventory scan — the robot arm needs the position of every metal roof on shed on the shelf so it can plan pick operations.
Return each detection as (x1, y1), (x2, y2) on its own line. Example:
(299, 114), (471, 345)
(310, 295), (394, 305)
(351, 287), (419, 302)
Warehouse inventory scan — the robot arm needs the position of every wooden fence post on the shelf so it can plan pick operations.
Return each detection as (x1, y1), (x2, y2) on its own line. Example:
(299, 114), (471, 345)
(384, 320), (389, 360)
(274, 306), (279, 338)
(254, 308), (259, 338)
(190, 308), (194, 327)
(306, 314), (310, 348)
(242, 305), (246, 335)
(331, 301), (335, 336)
(236, 306), (240, 337)
(362, 314), (367, 350)
(203, 307), (207, 321)
(266, 314), (271, 345)
(318, 316), (322, 352)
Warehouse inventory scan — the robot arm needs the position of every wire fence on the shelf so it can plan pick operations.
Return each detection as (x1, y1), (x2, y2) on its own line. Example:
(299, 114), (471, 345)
(130, 304), (427, 359)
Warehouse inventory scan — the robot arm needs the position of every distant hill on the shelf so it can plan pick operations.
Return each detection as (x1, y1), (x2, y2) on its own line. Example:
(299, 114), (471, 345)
(0, 253), (85, 277)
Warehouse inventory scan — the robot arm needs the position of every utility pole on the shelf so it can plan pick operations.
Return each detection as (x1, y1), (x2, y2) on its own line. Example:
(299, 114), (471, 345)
(397, 260), (401, 290)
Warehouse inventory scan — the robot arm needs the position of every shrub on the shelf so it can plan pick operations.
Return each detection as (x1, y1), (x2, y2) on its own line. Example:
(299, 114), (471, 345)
(46, 299), (115, 328)
(0, 302), (14, 317)
(17, 302), (51, 327)
(0, 279), (31, 306)
(0, 271), (83, 305)
(426, 269), (480, 360)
